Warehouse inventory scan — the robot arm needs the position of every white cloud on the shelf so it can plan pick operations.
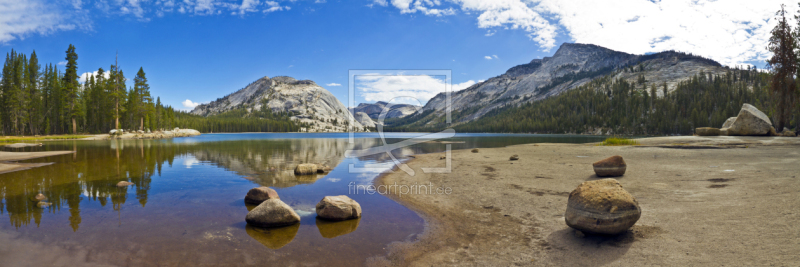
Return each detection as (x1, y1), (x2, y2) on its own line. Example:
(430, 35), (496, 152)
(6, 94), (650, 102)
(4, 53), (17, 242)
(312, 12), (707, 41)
(484, 56), (492, 60)
(380, 0), (797, 66)
(355, 74), (450, 105)
(453, 80), (477, 91)
(369, 0), (388, 7)
(57, 61), (67, 65)
(182, 99), (202, 108)
(326, 83), (342, 86)
(79, 70), (111, 83)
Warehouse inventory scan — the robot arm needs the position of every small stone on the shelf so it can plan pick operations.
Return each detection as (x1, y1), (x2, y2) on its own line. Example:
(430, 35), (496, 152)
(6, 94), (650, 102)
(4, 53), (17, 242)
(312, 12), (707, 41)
(440, 156), (446, 160)
(509, 154), (519, 161)
(593, 155), (626, 177)
(471, 148), (479, 153)
(769, 126), (778, 136)
(294, 163), (318, 175)
(565, 178), (641, 235)
(245, 199), (301, 228)
(695, 127), (720, 136)
(244, 187), (280, 204)
(574, 230), (585, 238)
(116, 181), (134, 187)
(316, 195), (362, 221)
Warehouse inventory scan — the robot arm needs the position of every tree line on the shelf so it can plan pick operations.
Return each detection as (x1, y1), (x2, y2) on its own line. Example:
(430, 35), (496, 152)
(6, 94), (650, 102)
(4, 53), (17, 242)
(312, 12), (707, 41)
(0, 45), (299, 135)
(451, 67), (773, 135)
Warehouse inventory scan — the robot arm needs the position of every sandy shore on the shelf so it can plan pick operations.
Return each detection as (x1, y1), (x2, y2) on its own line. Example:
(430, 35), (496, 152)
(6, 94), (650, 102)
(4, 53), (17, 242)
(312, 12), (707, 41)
(0, 151), (75, 174)
(372, 136), (800, 266)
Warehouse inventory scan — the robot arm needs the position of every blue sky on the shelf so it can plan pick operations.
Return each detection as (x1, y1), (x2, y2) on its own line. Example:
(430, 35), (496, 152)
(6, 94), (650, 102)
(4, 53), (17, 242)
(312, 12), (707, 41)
(0, 0), (790, 110)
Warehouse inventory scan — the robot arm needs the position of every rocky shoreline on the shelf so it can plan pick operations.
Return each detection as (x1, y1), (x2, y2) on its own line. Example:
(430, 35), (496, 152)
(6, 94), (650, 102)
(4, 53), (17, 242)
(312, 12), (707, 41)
(86, 128), (201, 140)
(370, 136), (800, 266)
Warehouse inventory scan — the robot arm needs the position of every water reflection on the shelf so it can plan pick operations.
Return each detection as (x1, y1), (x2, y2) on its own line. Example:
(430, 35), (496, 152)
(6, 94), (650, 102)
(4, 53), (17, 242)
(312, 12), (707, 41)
(245, 224), (300, 249)
(0, 133), (604, 265)
(316, 217), (360, 238)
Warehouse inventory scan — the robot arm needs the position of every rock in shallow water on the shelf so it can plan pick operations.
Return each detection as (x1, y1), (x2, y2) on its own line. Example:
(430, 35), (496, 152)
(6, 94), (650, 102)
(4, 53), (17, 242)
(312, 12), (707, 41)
(592, 155), (626, 177)
(244, 186), (279, 204)
(316, 195), (362, 221)
(246, 199), (301, 228)
(116, 181), (134, 187)
(31, 194), (47, 202)
(294, 163), (317, 175)
(565, 179), (641, 235)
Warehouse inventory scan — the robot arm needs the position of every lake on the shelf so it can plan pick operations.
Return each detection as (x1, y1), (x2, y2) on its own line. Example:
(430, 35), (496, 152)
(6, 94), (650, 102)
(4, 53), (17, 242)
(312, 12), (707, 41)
(0, 133), (605, 266)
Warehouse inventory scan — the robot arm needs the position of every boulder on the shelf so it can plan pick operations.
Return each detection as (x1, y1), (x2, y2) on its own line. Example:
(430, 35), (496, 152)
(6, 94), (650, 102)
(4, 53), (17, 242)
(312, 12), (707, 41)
(509, 154), (519, 161)
(769, 126), (778, 136)
(719, 128), (729, 136)
(565, 179), (641, 235)
(471, 148), (479, 153)
(592, 156), (626, 177)
(726, 104), (773, 136)
(721, 117), (737, 128)
(316, 217), (360, 238)
(245, 199), (301, 228)
(782, 127), (797, 137)
(695, 127), (720, 136)
(116, 181), (134, 187)
(244, 187), (279, 204)
(315, 164), (332, 173)
(245, 224), (299, 249)
(316, 195), (362, 221)
(294, 163), (318, 175)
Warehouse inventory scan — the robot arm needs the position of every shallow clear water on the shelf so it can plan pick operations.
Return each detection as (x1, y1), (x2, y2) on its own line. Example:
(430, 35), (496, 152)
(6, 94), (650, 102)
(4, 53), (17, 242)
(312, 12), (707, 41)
(0, 133), (605, 266)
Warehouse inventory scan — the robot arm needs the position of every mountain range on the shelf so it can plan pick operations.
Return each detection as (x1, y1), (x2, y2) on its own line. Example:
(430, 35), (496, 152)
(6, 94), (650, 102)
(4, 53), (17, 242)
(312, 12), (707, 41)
(192, 43), (729, 132)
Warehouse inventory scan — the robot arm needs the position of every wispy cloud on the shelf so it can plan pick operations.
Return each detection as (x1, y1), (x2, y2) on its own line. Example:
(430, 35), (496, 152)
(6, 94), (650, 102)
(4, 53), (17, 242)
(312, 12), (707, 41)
(0, 0), (89, 43)
(326, 83), (342, 86)
(355, 74), (449, 105)
(379, 0), (797, 66)
(484, 56), (492, 60)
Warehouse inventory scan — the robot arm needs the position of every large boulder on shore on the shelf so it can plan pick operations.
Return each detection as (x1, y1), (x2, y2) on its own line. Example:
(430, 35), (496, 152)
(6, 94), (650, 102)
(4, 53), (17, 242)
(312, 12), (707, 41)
(565, 179), (641, 235)
(592, 156), (626, 177)
(316, 195), (362, 221)
(695, 127), (720, 136)
(721, 117), (736, 128)
(244, 187), (279, 204)
(294, 164), (318, 175)
(725, 104), (773, 136)
(245, 199), (301, 228)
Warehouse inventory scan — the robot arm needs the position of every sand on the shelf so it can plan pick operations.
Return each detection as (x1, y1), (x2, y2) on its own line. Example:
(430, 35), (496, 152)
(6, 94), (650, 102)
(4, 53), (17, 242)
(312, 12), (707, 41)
(0, 151), (75, 174)
(371, 136), (800, 266)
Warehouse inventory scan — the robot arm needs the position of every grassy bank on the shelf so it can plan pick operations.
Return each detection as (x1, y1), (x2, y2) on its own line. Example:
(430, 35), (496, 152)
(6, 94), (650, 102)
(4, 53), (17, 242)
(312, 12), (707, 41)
(0, 135), (90, 144)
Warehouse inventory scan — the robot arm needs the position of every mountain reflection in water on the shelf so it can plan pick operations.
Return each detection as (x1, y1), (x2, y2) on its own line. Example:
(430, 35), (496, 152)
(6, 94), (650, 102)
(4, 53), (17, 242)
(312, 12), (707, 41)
(0, 133), (604, 266)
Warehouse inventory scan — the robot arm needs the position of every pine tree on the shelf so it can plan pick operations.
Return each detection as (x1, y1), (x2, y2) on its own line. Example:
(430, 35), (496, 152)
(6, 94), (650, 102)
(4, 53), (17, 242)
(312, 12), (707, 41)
(766, 4), (797, 131)
(62, 44), (80, 134)
(28, 50), (41, 135)
(133, 67), (153, 131)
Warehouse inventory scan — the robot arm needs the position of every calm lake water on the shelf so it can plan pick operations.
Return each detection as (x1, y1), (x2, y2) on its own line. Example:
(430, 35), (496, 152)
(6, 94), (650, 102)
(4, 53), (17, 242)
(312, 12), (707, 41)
(0, 133), (605, 266)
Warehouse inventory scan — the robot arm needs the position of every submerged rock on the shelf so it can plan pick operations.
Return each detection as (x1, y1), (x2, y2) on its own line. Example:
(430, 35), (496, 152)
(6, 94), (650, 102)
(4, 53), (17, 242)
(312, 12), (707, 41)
(726, 104), (773, 136)
(316, 217), (361, 238)
(245, 199), (301, 228)
(565, 179), (641, 235)
(316, 195), (362, 221)
(294, 163), (318, 175)
(695, 127), (720, 136)
(244, 186), (279, 205)
(245, 224), (299, 249)
(116, 181), (134, 187)
(592, 156), (626, 177)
